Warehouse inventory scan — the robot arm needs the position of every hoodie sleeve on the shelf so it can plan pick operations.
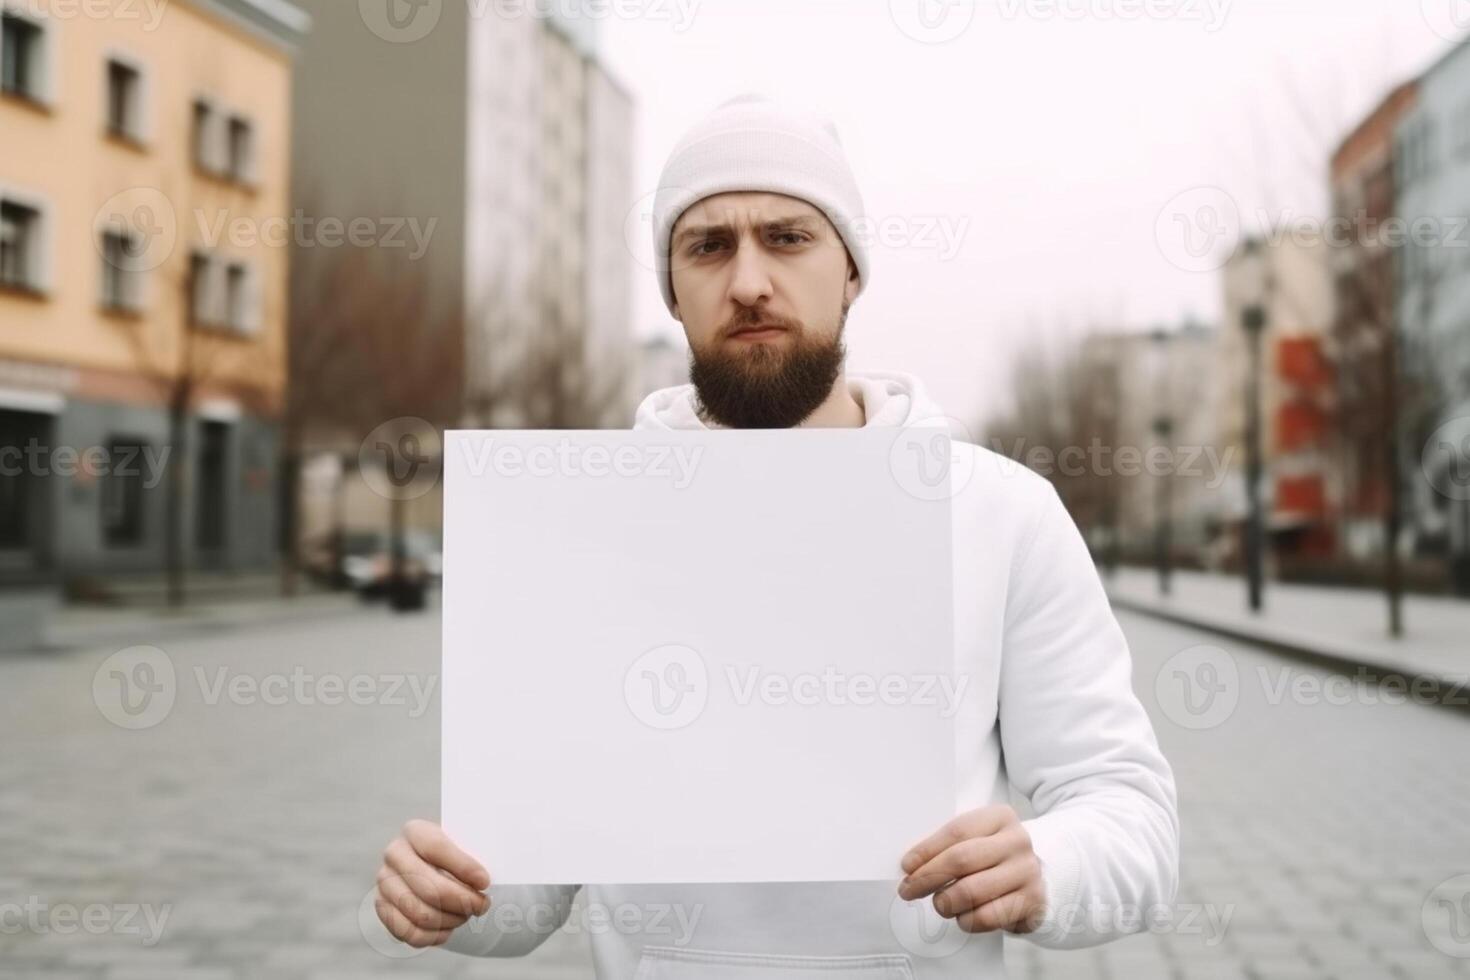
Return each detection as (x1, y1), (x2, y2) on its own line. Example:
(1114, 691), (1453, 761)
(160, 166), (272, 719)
(438, 883), (582, 958)
(998, 479), (1180, 950)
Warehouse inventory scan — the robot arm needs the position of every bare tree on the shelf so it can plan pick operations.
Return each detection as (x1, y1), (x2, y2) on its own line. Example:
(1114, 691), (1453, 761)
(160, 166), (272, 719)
(461, 269), (631, 431)
(284, 216), (464, 600)
(982, 332), (1124, 561)
(103, 182), (279, 607)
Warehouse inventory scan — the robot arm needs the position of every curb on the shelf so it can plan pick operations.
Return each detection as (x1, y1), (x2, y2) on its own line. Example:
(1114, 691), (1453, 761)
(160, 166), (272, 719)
(1107, 592), (1470, 716)
(37, 594), (372, 654)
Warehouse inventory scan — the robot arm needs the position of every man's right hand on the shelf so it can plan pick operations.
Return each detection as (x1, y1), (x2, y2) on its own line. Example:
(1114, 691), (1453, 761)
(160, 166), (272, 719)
(376, 819), (491, 948)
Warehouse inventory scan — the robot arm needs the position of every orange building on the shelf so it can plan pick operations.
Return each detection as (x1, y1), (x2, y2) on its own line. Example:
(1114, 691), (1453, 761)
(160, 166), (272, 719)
(0, 0), (307, 585)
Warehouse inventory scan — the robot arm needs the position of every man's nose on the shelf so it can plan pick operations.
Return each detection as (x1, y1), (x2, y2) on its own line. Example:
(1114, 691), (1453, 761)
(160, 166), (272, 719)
(727, 238), (774, 307)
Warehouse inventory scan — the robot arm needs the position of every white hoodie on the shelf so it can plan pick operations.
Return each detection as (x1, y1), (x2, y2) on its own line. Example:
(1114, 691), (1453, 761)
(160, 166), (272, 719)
(440, 370), (1180, 978)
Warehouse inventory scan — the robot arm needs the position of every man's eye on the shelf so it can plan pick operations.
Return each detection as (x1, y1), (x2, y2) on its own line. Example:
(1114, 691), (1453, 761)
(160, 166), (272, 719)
(693, 240), (724, 255)
(772, 232), (807, 246)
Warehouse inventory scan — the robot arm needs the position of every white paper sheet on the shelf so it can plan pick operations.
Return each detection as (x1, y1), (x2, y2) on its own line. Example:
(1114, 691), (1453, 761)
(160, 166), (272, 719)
(441, 428), (955, 884)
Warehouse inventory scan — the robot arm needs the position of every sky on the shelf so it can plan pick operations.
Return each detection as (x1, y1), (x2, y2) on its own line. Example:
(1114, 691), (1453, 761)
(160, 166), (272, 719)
(593, 0), (1457, 426)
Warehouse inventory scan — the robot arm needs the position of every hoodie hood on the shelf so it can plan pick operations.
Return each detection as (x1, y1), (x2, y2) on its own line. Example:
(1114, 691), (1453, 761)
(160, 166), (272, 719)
(633, 369), (946, 431)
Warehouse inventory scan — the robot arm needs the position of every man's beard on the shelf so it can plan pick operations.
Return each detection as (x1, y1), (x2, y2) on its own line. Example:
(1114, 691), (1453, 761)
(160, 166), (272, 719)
(688, 305), (848, 429)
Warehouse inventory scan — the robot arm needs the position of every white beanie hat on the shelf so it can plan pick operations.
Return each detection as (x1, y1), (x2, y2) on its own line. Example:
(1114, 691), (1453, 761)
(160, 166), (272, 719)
(651, 93), (870, 317)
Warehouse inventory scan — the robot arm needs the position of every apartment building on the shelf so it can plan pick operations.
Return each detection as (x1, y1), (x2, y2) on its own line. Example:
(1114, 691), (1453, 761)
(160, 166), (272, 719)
(1394, 41), (1470, 581)
(287, 1), (636, 551)
(0, 0), (307, 585)
(1219, 235), (1336, 561)
(1328, 81), (1417, 560)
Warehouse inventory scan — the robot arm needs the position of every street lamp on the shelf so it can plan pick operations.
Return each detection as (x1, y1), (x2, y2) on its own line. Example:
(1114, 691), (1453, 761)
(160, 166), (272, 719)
(1238, 239), (1269, 613)
(1151, 327), (1174, 597)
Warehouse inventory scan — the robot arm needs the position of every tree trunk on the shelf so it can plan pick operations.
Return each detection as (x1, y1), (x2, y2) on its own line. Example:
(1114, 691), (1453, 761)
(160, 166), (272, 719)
(279, 429), (301, 598)
(1383, 319), (1403, 638)
(165, 397), (189, 608)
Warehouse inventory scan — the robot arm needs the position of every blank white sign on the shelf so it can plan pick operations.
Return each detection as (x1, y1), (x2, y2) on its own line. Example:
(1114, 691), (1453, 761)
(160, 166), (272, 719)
(441, 429), (956, 884)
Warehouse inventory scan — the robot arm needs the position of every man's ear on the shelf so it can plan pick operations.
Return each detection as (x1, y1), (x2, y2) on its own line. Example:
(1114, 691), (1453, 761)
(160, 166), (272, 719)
(843, 259), (860, 305)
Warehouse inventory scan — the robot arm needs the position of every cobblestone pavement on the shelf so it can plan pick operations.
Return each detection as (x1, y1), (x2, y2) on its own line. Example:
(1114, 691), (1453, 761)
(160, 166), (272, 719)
(2, 602), (1467, 978)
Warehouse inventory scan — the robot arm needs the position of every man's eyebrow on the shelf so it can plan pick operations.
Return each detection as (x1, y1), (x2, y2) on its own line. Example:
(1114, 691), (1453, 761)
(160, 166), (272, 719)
(672, 215), (822, 248)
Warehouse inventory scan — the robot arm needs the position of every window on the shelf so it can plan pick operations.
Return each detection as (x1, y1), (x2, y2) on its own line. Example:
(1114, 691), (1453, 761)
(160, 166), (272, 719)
(100, 228), (142, 311)
(101, 437), (148, 547)
(193, 98), (255, 185)
(195, 421), (229, 551)
(189, 252), (255, 333)
(0, 409), (49, 556)
(193, 99), (220, 172)
(227, 116), (254, 182)
(224, 262), (248, 330)
(1, 13), (42, 101)
(189, 251), (215, 324)
(0, 200), (40, 290)
(106, 59), (143, 141)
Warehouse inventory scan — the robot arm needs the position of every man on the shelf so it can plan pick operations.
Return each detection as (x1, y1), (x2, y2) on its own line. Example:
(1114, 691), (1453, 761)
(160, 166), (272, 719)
(373, 94), (1179, 977)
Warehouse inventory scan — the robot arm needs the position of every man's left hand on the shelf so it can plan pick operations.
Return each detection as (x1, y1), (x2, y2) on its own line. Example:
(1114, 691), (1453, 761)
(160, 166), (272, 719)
(897, 804), (1048, 935)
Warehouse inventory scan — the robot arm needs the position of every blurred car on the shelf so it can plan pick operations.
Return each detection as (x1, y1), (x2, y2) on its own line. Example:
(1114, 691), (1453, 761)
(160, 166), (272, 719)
(306, 529), (441, 608)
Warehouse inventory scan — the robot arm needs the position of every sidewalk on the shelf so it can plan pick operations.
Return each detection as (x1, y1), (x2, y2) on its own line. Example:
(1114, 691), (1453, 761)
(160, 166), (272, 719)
(38, 589), (367, 653)
(1104, 566), (1469, 689)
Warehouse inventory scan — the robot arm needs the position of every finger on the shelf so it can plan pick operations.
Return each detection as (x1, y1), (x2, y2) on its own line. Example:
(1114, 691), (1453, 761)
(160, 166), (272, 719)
(898, 834), (1012, 900)
(957, 887), (1044, 935)
(900, 805), (1013, 875)
(932, 856), (1035, 918)
(383, 837), (489, 916)
(377, 866), (472, 931)
(403, 820), (491, 890)
(375, 895), (455, 948)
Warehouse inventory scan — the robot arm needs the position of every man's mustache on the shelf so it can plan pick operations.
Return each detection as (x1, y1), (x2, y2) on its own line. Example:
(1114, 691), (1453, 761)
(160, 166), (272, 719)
(721, 314), (802, 339)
